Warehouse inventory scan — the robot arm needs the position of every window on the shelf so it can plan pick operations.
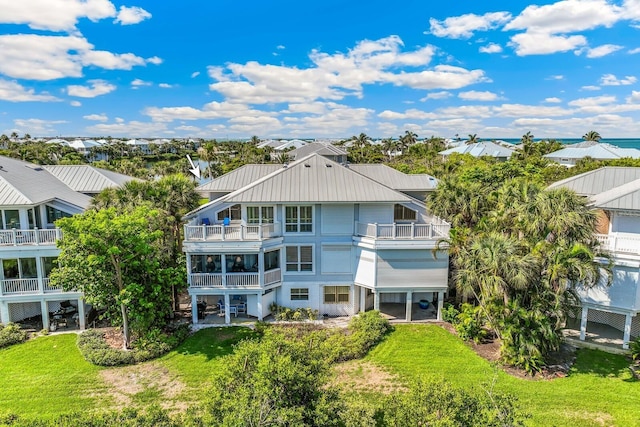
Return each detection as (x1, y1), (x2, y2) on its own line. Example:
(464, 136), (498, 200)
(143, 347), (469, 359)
(46, 206), (71, 225)
(286, 245), (313, 272)
(42, 257), (57, 277)
(27, 208), (42, 229)
(324, 286), (350, 304)
(190, 254), (221, 273)
(285, 206), (313, 232)
(217, 204), (241, 222)
(2, 258), (37, 279)
(2, 209), (20, 229)
(290, 288), (309, 301)
(227, 254), (258, 272)
(264, 250), (280, 271)
(247, 206), (274, 224)
(394, 204), (417, 221)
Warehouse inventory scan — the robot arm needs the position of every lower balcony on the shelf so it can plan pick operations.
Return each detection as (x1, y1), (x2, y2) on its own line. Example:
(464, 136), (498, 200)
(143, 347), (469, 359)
(189, 268), (282, 290)
(0, 278), (63, 296)
(596, 233), (640, 255)
(0, 229), (61, 247)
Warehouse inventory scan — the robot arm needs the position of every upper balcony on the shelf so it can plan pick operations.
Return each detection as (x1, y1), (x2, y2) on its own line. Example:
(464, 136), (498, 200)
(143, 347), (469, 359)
(596, 233), (640, 256)
(184, 223), (282, 242)
(188, 268), (282, 291)
(354, 216), (450, 241)
(0, 228), (61, 247)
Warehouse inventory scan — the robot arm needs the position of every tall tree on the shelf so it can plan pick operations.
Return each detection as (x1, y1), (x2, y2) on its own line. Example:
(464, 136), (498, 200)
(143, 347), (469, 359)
(582, 130), (601, 142)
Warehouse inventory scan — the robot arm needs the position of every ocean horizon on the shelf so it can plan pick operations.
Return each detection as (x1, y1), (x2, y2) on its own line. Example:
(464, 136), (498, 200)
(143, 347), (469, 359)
(498, 138), (640, 150)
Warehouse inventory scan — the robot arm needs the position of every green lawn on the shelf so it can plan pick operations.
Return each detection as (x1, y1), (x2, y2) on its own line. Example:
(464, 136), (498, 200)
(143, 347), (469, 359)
(0, 325), (638, 426)
(367, 324), (640, 427)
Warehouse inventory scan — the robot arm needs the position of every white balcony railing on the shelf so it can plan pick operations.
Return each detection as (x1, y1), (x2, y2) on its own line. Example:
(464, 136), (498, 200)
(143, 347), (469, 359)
(596, 233), (640, 255)
(189, 272), (262, 289)
(355, 220), (450, 240)
(184, 223), (282, 242)
(0, 277), (70, 296)
(264, 268), (282, 285)
(190, 273), (223, 288)
(42, 278), (62, 293)
(0, 228), (61, 247)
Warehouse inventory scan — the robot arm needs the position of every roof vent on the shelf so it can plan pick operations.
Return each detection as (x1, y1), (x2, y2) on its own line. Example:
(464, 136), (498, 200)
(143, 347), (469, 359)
(304, 163), (310, 168)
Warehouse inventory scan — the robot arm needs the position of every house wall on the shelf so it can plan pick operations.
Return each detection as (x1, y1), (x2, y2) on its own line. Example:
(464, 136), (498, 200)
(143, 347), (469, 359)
(376, 249), (448, 289)
(579, 265), (640, 312)
(354, 247), (375, 287)
(611, 213), (640, 233)
(358, 204), (393, 224)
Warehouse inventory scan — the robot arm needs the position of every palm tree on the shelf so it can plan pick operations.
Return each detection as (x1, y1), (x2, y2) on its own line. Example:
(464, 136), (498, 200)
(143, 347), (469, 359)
(467, 134), (480, 144)
(381, 138), (395, 161)
(398, 130), (418, 154)
(521, 131), (534, 145)
(249, 135), (260, 146)
(582, 130), (601, 142)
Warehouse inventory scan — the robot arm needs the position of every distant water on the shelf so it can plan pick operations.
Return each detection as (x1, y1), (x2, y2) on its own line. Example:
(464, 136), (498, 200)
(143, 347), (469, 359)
(499, 138), (640, 149)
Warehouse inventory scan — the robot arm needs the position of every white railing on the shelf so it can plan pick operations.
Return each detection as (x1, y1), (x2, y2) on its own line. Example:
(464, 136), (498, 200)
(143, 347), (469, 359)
(188, 272), (261, 288)
(184, 223), (282, 242)
(189, 273), (223, 288)
(0, 228), (61, 246)
(596, 233), (640, 255)
(42, 278), (63, 293)
(264, 268), (282, 285)
(226, 273), (259, 288)
(1, 278), (39, 295)
(355, 220), (450, 240)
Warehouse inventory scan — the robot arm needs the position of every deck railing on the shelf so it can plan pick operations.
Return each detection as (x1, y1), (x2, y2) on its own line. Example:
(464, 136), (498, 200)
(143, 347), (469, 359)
(184, 223), (281, 242)
(0, 277), (69, 296)
(42, 278), (62, 293)
(264, 268), (281, 285)
(0, 228), (61, 247)
(596, 233), (640, 255)
(189, 272), (264, 289)
(355, 220), (450, 240)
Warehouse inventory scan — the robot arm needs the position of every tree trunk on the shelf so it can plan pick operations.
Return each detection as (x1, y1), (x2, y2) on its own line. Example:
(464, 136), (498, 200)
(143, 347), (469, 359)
(120, 302), (131, 350)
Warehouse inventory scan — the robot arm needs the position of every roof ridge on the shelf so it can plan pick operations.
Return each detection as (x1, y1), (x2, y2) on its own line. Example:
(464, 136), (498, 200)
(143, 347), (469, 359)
(0, 173), (32, 204)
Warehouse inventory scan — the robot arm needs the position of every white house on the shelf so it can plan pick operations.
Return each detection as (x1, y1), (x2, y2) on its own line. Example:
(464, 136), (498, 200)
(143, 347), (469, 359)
(544, 142), (640, 167)
(0, 156), (138, 330)
(549, 167), (640, 348)
(438, 141), (515, 161)
(183, 153), (450, 324)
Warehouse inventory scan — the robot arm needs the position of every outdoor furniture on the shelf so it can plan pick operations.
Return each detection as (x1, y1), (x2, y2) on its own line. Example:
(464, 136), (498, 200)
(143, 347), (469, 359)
(197, 301), (207, 319)
(237, 303), (246, 314)
(201, 218), (211, 226)
(228, 305), (238, 317)
(218, 303), (225, 315)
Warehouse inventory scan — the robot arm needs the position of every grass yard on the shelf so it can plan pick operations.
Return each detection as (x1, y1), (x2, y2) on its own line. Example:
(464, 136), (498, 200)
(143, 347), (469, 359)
(367, 324), (640, 427)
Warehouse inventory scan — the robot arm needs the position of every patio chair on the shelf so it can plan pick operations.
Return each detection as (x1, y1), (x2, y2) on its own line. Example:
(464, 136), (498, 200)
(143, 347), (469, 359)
(237, 303), (246, 314)
(228, 305), (238, 317)
(201, 218), (211, 226)
(218, 303), (225, 316)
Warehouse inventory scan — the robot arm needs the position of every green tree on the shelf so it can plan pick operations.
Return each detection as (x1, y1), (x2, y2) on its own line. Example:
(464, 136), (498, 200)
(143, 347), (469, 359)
(582, 130), (601, 142)
(50, 207), (175, 349)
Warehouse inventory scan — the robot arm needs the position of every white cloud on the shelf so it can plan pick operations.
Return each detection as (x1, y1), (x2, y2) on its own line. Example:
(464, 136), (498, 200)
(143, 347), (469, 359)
(629, 47), (640, 54)
(0, 34), (150, 80)
(584, 44), (623, 58)
(428, 12), (512, 39)
(191, 71), (200, 78)
(544, 97), (562, 103)
(547, 75), (565, 80)
(13, 118), (67, 135)
(0, 0), (116, 32)
(86, 120), (169, 137)
(276, 45), (285, 50)
(479, 43), (503, 54)
(568, 95), (617, 107)
(421, 91), (452, 101)
(458, 90), (499, 101)
(492, 104), (571, 117)
(159, 83), (172, 88)
(131, 78), (152, 87)
(600, 74), (637, 86)
(581, 85), (601, 91)
(70, 100), (81, 107)
(508, 32), (587, 56)
(0, 79), (60, 102)
(627, 91), (640, 103)
(146, 56), (162, 65)
(144, 101), (270, 122)
(114, 6), (151, 25)
(67, 79), (116, 98)
(83, 113), (108, 121)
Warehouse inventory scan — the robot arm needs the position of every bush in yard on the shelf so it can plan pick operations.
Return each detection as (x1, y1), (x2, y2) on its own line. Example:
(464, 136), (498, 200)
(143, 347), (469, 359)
(454, 303), (487, 343)
(442, 303), (460, 324)
(270, 303), (319, 321)
(0, 323), (27, 349)
(630, 337), (640, 361)
(348, 310), (392, 357)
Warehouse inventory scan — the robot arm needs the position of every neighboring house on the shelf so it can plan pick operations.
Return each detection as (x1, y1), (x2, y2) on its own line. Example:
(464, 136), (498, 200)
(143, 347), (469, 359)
(42, 165), (140, 196)
(549, 167), (640, 349)
(285, 142), (348, 164)
(438, 141), (515, 161)
(0, 156), (137, 330)
(183, 153), (450, 324)
(544, 142), (640, 167)
(126, 138), (152, 155)
(67, 139), (106, 161)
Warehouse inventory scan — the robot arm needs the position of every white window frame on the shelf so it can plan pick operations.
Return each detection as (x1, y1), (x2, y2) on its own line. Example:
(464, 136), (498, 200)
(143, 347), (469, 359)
(323, 286), (350, 304)
(247, 206), (275, 224)
(285, 245), (314, 273)
(285, 205), (313, 233)
(290, 288), (309, 301)
(394, 204), (417, 222)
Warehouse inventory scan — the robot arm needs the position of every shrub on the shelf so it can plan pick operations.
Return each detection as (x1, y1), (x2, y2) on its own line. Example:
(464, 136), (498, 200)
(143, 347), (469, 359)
(349, 310), (392, 356)
(442, 303), (460, 324)
(0, 323), (28, 349)
(631, 337), (640, 361)
(454, 304), (486, 343)
(271, 303), (318, 321)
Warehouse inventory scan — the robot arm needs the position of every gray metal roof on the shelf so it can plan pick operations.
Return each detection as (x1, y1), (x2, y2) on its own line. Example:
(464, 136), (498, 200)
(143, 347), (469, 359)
(0, 156), (91, 208)
(544, 143), (640, 161)
(547, 167), (640, 196)
(213, 153), (413, 205)
(196, 164), (282, 193)
(42, 165), (140, 194)
(287, 142), (347, 160)
(590, 178), (640, 210)
(439, 141), (515, 158)
(349, 164), (438, 191)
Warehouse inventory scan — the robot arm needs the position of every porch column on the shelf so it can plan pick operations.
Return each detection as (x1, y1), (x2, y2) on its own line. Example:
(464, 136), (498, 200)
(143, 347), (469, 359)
(373, 291), (380, 311)
(0, 301), (9, 323)
(406, 291), (413, 321)
(221, 256), (228, 288)
(224, 294), (231, 324)
(257, 293), (263, 321)
(77, 299), (85, 330)
(579, 306), (589, 341)
(191, 294), (198, 324)
(40, 300), (49, 330)
(35, 256), (45, 294)
(437, 291), (444, 321)
(258, 250), (264, 288)
(623, 314), (633, 350)
(360, 286), (366, 313)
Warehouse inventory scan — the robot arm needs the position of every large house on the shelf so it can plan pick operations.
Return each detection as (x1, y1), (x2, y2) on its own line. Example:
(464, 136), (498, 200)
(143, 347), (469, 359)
(183, 153), (450, 324)
(549, 167), (640, 349)
(0, 157), (137, 330)
(438, 141), (515, 161)
(544, 142), (640, 167)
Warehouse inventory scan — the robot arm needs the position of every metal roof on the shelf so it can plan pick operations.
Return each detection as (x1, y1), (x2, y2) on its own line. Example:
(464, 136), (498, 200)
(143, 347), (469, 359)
(439, 141), (515, 158)
(547, 167), (640, 196)
(590, 178), (640, 210)
(42, 165), (140, 194)
(0, 156), (91, 208)
(349, 164), (438, 191)
(287, 142), (347, 160)
(210, 153), (413, 205)
(544, 143), (640, 161)
(196, 164), (282, 193)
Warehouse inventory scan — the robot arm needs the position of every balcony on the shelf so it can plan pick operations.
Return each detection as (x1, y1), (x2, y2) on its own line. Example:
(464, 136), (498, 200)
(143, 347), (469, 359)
(184, 223), (282, 242)
(0, 278), (64, 296)
(596, 233), (640, 255)
(189, 268), (282, 290)
(355, 218), (450, 240)
(0, 229), (61, 247)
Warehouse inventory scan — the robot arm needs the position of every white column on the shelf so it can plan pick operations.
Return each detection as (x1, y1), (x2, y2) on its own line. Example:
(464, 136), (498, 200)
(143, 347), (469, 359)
(623, 314), (633, 350)
(0, 301), (9, 323)
(257, 293), (263, 321)
(40, 300), (49, 330)
(580, 306), (588, 341)
(221, 256), (228, 288)
(224, 294), (231, 324)
(360, 287), (366, 313)
(437, 291), (444, 321)
(77, 299), (86, 330)
(373, 291), (380, 311)
(35, 257), (45, 294)
(258, 250), (264, 288)
(406, 291), (413, 321)
(191, 294), (198, 324)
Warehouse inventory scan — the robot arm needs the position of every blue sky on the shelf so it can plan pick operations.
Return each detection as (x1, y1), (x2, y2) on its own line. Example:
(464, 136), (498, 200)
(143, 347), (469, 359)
(1, 0), (640, 139)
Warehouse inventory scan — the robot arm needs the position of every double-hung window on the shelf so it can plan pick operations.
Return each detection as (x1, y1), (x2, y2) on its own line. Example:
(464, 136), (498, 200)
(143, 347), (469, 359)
(285, 206), (312, 233)
(247, 206), (274, 224)
(285, 245), (313, 272)
(290, 288), (309, 301)
(324, 286), (350, 304)
(394, 204), (417, 222)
